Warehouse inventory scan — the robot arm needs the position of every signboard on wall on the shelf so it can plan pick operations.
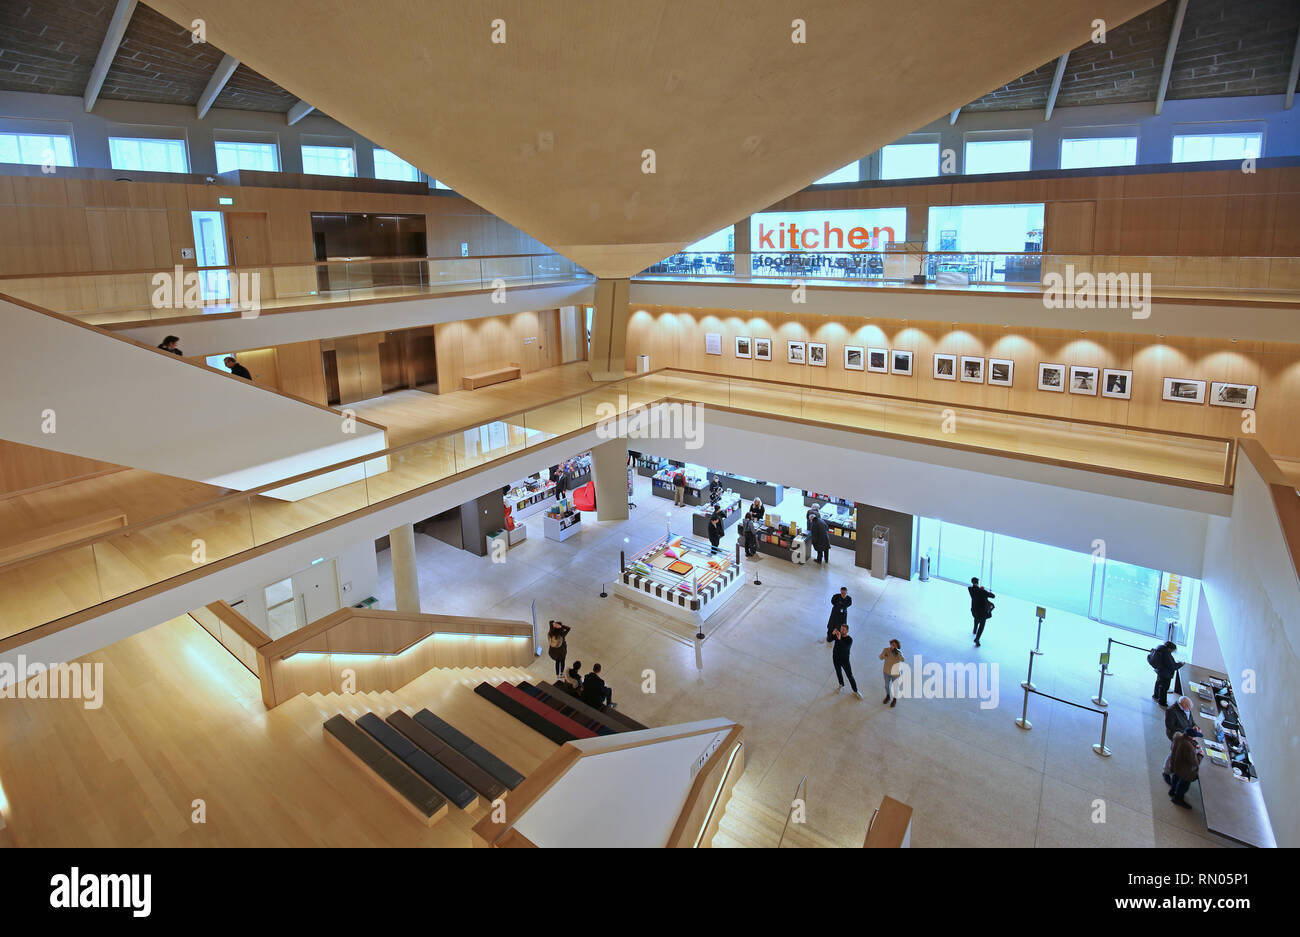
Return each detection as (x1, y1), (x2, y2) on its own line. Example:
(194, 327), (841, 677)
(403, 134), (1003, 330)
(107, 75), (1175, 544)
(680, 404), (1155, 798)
(704, 333), (722, 355)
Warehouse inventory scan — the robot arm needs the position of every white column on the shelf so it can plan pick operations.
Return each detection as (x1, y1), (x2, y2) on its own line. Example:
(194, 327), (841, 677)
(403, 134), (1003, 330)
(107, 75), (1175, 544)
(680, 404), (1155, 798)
(592, 437), (630, 522)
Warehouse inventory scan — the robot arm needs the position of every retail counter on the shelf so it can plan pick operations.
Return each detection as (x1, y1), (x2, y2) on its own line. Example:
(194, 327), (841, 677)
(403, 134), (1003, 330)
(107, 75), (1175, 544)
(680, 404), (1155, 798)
(714, 473), (783, 506)
(691, 495), (742, 538)
(1185, 664), (1276, 848)
(753, 524), (807, 562)
(651, 473), (707, 506)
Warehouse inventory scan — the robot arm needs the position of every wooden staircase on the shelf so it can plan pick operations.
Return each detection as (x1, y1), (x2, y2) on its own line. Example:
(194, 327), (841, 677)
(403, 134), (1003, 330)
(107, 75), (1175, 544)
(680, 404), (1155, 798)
(710, 788), (840, 849)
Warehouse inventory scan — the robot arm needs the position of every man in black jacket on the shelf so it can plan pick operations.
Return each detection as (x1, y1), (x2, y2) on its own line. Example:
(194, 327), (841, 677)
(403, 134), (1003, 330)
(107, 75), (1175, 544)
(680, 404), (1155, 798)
(829, 624), (861, 699)
(707, 509), (725, 553)
(826, 587), (852, 642)
(1165, 696), (1194, 739)
(1149, 642), (1183, 708)
(809, 513), (831, 564)
(581, 663), (614, 710)
(224, 356), (252, 380)
(969, 578), (995, 647)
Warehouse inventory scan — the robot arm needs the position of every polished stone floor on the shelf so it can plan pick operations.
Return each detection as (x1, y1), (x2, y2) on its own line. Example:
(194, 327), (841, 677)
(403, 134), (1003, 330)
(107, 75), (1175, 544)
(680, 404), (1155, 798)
(375, 473), (1227, 848)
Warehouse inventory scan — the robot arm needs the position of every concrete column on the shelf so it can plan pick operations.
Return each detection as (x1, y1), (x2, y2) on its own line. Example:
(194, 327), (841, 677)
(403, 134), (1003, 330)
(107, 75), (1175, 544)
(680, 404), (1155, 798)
(587, 277), (631, 381)
(732, 217), (751, 280)
(389, 523), (421, 613)
(592, 437), (630, 522)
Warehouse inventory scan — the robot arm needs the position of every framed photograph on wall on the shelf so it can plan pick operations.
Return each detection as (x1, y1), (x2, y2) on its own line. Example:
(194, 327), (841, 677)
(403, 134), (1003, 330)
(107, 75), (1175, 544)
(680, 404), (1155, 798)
(787, 340), (806, 365)
(753, 337), (772, 361)
(891, 350), (913, 376)
(988, 358), (1014, 387)
(1037, 362), (1065, 392)
(735, 336), (752, 359)
(933, 353), (956, 380)
(1069, 365), (1099, 396)
(808, 342), (827, 367)
(961, 356), (985, 383)
(867, 348), (889, 373)
(1210, 381), (1256, 408)
(844, 345), (865, 371)
(705, 332), (722, 356)
(1162, 377), (1206, 404)
(1101, 368), (1132, 399)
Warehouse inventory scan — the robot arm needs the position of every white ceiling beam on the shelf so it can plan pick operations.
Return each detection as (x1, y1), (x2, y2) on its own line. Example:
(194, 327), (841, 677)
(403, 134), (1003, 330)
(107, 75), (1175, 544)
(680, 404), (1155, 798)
(949, 108), (961, 125)
(197, 54), (240, 119)
(84, 0), (137, 112)
(1285, 25), (1300, 109)
(1154, 0), (1189, 116)
(1045, 52), (1069, 121)
(287, 99), (316, 125)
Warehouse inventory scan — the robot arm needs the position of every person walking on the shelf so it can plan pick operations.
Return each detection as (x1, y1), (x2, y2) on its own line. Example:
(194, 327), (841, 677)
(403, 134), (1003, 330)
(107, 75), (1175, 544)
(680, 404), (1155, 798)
(157, 335), (183, 356)
(830, 624), (861, 699)
(707, 508), (725, 553)
(1167, 725), (1203, 809)
(224, 355), (252, 380)
(1148, 641), (1183, 708)
(968, 577), (995, 647)
(809, 512), (831, 565)
(826, 587), (852, 642)
(879, 639), (904, 707)
(545, 620), (571, 678)
(672, 469), (686, 507)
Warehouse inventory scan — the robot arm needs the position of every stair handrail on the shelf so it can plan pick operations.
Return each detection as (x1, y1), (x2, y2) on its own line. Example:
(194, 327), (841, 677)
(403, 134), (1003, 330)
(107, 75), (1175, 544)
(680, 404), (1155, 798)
(777, 774), (807, 848)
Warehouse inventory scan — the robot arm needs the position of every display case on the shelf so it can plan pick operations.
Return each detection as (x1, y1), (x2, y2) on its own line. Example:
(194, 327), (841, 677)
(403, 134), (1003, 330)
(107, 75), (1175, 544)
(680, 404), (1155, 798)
(617, 531), (745, 625)
(504, 474), (558, 520)
(714, 472), (783, 505)
(651, 467), (708, 505)
(544, 502), (583, 542)
(754, 523), (808, 562)
(691, 491), (743, 537)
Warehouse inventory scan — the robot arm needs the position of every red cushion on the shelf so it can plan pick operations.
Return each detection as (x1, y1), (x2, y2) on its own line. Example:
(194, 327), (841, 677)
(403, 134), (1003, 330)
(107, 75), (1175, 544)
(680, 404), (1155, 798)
(495, 683), (596, 739)
(572, 481), (596, 512)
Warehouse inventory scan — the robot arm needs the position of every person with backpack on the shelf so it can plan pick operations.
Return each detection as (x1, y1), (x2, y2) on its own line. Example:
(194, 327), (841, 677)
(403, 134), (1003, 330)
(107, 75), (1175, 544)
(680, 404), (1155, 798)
(969, 577), (995, 647)
(546, 620), (571, 678)
(672, 469), (686, 506)
(1148, 641), (1183, 708)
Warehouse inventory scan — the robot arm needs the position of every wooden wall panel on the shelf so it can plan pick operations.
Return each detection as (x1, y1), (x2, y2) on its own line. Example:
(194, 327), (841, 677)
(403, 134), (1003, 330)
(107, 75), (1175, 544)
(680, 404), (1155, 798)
(627, 304), (1300, 460)
(0, 439), (122, 499)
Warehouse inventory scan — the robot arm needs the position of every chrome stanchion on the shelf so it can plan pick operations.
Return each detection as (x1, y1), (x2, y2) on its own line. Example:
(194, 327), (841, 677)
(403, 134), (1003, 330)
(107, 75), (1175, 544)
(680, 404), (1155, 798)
(1093, 664), (1112, 708)
(1092, 710), (1112, 757)
(1032, 613), (1045, 653)
(1015, 685), (1032, 730)
(1021, 647), (1039, 691)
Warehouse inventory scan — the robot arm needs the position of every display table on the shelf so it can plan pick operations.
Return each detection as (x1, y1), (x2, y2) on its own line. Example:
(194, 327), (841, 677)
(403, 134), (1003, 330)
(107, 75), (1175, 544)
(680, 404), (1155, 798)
(544, 510), (582, 542)
(754, 524), (808, 562)
(691, 496), (742, 537)
(1185, 664), (1276, 848)
(506, 482), (557, 520)
(651, 473), (707, 506)
(617, 532), (745, 625)
(712, 473), (783, 506)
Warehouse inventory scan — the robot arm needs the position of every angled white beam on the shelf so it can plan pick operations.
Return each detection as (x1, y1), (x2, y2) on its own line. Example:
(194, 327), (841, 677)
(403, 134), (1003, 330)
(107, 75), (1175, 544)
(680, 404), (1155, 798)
(1154, 0), (1189, 116)
(287, 99), (316, 125)
(949, 108), (961, 125)
(84, 0), (137, 112)
(197, 53), (240, 119)
(1285, 24), (1300, 109)
(1045, 52), (1070, 121)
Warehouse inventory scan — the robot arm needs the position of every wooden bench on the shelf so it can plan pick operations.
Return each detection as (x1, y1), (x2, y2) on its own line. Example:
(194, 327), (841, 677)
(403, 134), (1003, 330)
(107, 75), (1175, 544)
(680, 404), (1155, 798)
(0, 508), (127, 565)
(547, 681), (650, 732)
(387, 710), (507, 802)
(474, 681), (596, 744)
(357, 713), (479, 811)
(413, 710), (525, 789)
(461, 365), (522, 391)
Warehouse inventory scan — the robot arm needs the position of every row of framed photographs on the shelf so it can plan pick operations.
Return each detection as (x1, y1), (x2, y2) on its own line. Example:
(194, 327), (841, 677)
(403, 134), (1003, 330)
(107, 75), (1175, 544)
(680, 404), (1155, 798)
(722, 336), (1258, 408)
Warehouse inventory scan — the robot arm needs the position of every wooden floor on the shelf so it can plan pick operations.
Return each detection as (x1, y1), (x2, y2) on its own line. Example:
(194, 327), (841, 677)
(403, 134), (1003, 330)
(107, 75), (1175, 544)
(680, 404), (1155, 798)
(0, 614), (557, 847)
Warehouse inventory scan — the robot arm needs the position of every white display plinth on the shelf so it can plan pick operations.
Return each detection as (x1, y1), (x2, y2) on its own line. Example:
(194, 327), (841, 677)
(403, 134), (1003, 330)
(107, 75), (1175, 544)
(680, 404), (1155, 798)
(871, 539), (888, 580)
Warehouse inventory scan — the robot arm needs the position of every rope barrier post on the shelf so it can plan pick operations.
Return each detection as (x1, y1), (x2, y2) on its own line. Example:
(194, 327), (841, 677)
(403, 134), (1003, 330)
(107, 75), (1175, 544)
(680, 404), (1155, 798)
(1015, 685), (1032, 730)
(1033, 612), (1045, 654)
(1021, 647), (1038, 691)
(1093, 647), (1113, 707)
(1092, 710), (1112, 757)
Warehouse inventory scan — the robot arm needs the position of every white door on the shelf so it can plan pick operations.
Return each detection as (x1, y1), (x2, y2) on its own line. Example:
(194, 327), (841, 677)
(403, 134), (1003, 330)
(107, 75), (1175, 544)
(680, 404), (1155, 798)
(291, 559), (341, 627)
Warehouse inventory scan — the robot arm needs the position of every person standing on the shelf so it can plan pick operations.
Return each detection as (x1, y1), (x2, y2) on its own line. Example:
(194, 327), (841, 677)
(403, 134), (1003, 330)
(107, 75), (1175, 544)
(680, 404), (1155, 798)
(1162, 696), (1195, 786)
(554, 466), (569, 499)
(1168, 726), (1203, 809)
(1148, 641), (1183, 708)
(707, 508), (725, 553)
(224, 355), (252, 380)
(157, 335), (183, 356)
(809, 512), (831, 565)
(968, 577), (995, 647)
(826, 587), (852, 642)
(546, 620), (571, 678)
(672, 469), (686, 507)
(747, 497), (765, 523)
(740, 512), (758, 557)
(830, 624), (861, 699)
(880, 639), (904, 708)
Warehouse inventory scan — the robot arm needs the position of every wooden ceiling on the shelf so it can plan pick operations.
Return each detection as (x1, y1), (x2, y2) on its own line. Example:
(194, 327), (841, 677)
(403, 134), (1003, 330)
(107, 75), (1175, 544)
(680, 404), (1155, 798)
(134, 0), (1159, 276)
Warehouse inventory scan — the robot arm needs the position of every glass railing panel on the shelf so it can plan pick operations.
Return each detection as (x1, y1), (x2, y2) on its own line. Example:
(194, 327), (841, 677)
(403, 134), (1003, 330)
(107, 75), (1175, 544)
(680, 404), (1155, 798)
(428, 257), (486, 288)
(90, 498), (257, 602)
(364, 437), (458, 503)
(800, 385), (884, 429)
(455, 418), (528, 472)
(523, 397), (583, 446)
(481, 255), (533, 286)
(249, 473), (370, 545)
(0, 544), (103, 642)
